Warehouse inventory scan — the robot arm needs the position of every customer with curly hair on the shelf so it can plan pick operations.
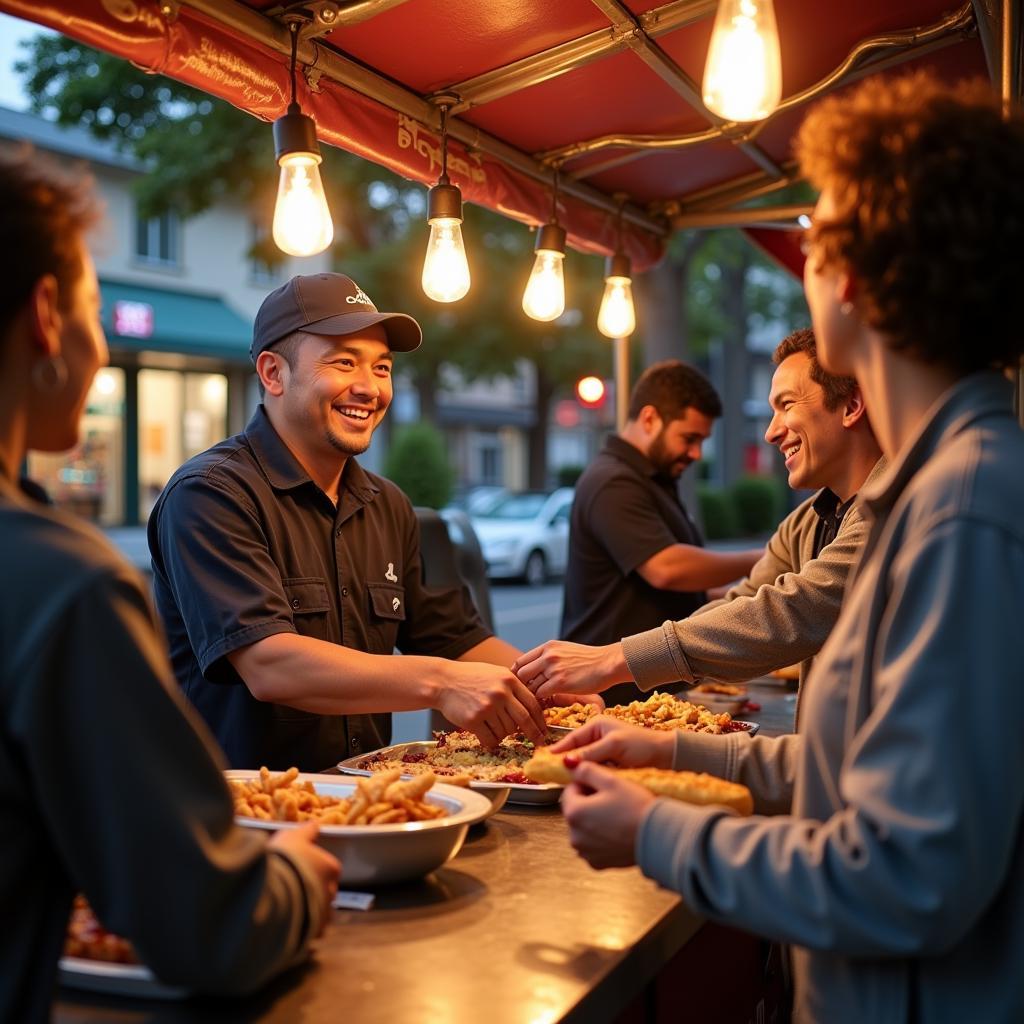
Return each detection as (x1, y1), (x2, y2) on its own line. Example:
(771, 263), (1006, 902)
(545, 72), (1024, 1023)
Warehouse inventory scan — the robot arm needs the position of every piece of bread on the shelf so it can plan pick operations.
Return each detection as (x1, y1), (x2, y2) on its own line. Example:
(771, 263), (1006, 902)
(524, 747), (753, 815)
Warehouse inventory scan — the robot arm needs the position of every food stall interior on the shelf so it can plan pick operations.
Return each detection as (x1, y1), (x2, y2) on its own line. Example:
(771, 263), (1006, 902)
(4, 1), (1019, 1020)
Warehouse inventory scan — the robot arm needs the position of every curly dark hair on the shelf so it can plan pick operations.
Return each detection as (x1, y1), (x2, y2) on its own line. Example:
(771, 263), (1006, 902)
(796, 72), (1024, 373)
(627, 360), (722, 423)
(0, 145), (101, 339)
(772, 328), (856, 412)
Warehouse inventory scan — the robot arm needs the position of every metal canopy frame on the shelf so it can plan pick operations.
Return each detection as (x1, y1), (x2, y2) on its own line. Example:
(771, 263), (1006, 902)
(173, 0), (990, 237)
(0, 0), (1003, 265)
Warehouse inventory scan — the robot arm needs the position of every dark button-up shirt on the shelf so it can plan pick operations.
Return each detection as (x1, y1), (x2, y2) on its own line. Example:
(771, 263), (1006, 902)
(561, 434), (707, 706)
(811, 488), (856, 559)
(148, 407), (490, 771)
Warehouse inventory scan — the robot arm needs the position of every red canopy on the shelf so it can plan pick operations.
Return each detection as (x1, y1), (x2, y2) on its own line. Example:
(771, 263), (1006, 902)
(0, 0), (993, 273)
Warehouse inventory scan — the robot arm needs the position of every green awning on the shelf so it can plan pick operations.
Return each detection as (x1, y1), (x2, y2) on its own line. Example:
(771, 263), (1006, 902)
(100, 279), (253, 362)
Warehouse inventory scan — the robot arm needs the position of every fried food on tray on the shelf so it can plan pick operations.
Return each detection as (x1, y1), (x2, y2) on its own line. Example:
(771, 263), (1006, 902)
(544, 691), (734, 733)
(691, 682), (746, 697)
(64, 895), (138, 964)
(358, 731), (560, 785)
(229, 766), (447, 825)
(524, 748), (753, 815)
(770, 663), (801, 681)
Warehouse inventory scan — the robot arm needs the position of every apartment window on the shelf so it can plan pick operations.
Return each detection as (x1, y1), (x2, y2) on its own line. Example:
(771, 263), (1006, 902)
(135, 208), (181, 266)
(249, 220), (278, 285)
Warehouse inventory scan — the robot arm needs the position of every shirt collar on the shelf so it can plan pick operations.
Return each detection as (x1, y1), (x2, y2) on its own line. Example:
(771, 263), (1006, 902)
(243, 405), (379, 504)
(811, 487), (845, 522)
(861, 371), (1015, 519)
(603, 433), (662, 480)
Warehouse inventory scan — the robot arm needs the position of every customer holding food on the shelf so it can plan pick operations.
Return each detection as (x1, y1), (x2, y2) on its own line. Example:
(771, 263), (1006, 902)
(0, 149), (339, 1021)
(148, 272), (546, 773)
(516, 328), (883, 723)
(538, 73), (1024, 1022)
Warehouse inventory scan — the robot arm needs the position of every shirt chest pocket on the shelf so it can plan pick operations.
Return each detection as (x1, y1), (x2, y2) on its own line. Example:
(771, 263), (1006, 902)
(283, 578), (331, 640)
(367, 582), (406, 653)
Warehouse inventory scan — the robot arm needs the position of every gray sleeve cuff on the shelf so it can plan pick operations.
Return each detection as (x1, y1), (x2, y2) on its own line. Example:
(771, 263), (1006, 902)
(671, 728), (744, 780)
(621, 622), (696, 689)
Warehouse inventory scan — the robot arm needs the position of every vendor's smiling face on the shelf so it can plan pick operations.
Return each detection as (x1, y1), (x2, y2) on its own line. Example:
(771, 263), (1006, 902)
(282, 326), (393, 458)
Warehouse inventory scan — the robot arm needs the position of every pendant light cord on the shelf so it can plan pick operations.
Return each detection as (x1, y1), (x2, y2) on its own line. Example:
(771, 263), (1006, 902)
(288, 21), (299, 109)
(551, 164), (560, 224)
(439, 104), (450, 185)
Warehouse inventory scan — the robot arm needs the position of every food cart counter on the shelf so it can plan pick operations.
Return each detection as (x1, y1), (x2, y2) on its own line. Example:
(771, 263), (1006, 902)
(54, 680), (794, 1023)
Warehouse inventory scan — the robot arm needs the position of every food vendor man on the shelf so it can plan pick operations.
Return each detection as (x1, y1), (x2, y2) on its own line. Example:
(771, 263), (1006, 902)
(149, 273), (546, 771)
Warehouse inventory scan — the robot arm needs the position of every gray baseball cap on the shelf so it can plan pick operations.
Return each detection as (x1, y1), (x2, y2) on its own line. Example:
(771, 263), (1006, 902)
(251, 273), (422, 361)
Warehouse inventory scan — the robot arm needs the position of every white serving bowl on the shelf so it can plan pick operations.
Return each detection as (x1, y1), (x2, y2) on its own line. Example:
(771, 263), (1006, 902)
(226, 771), (492, 886)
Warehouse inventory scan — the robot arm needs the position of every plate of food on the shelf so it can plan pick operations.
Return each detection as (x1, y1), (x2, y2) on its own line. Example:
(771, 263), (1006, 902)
(59, 896), (187, 999)
(58, 958), (188, 1000)
(543, 692), (758, 735)
(337, 732), (566, 806)
(227, 767), (493, 885)
(688, 683), (748, 715)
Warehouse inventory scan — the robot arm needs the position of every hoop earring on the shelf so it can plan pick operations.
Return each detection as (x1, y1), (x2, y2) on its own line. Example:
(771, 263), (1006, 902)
(31, 355), (69, 394)
(840, 301), (854, 316)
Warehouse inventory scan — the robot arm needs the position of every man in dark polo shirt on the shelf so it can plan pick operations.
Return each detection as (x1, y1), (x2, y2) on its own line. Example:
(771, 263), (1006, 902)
(560, 361), (762, 706)
(148, 273), (546, 771)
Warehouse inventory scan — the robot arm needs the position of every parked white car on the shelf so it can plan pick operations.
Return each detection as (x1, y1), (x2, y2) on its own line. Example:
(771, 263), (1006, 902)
(470, 488), (574, 586)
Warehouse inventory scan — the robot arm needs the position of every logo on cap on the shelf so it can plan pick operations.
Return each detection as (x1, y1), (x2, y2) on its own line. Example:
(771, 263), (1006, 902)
(346, 286), (374, 308)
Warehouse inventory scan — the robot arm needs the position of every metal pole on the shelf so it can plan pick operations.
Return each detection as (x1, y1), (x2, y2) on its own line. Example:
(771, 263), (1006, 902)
(1003, 0), (1024, 425)
(614, 336), (630, 431)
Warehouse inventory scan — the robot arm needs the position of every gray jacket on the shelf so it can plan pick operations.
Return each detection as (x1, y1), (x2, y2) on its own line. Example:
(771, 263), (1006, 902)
(635, 373), (1024, 1022)
(623, 459), (887, 708)
(0, 482), (325, 1021)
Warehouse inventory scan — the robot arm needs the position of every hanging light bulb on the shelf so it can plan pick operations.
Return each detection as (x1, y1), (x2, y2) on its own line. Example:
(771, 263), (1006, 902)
(598, 251), (636, 338)
(522, 224), (567, 322)
(523, 168), (567, 322)
(272, 22), (334, 257)
(422, 100), (470, 302)
(702, 0), (782, 122)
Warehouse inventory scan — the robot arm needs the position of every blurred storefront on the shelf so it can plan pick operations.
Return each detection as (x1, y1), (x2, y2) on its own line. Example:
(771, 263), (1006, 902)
(25, 280), (251, 525)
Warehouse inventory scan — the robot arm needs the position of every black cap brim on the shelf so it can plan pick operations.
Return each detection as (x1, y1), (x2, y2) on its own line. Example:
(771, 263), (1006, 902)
(302, 310), (422, 352)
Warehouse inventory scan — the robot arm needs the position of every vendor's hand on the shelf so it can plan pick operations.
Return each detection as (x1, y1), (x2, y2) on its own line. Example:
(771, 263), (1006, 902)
(548, 717), (675, 770)
(268, 821), (340, 936)
(512, 641), (630, 699)
(437, 661), (547, 747)
(561, 761), (654, 870)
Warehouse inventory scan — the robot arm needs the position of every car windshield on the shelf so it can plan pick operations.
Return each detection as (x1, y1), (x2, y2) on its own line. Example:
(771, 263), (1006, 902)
(476, 492), (549, 520)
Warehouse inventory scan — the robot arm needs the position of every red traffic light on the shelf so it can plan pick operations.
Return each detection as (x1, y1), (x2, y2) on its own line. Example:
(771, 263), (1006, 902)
(576, 376), (606, 408)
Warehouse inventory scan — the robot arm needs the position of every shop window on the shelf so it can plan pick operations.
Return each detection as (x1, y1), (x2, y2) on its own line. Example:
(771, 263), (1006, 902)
(473, 432), (502, 486)
(26, 368), (125, 525)
(135, 207), (181, 267)
(249, 220), (278, 285)
(139, 369), (227, 519)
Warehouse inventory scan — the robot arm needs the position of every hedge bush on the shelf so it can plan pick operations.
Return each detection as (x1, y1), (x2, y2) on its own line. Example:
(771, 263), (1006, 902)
(731, 475), (786, 535)
(383, 423), (454, 509)
(556, 464), (585, 487)
(697, 485), (740, 540)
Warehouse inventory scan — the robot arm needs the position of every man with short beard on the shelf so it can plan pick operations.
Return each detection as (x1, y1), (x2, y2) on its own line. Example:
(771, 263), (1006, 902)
(149, 273), (547, 772)
(559, 360), (761, 706)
